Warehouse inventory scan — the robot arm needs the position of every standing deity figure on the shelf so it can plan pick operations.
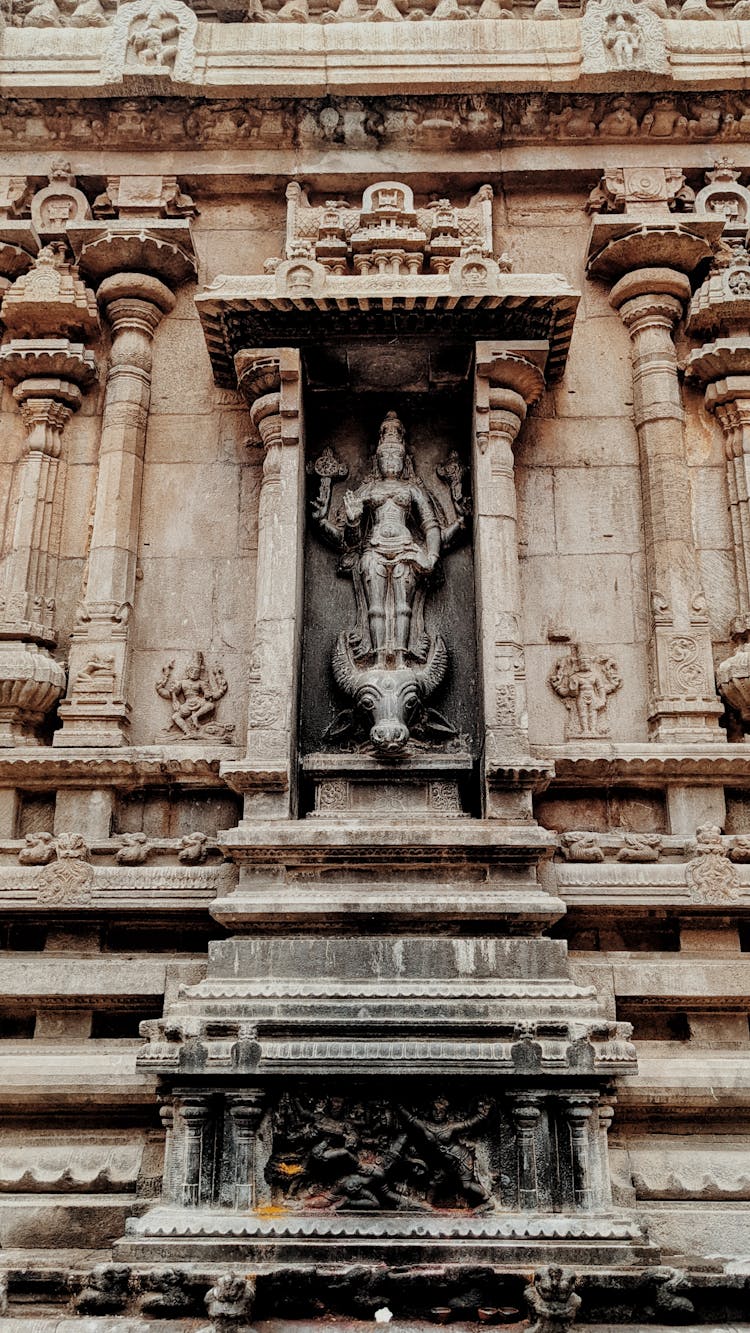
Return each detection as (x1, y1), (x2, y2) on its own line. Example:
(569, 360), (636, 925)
(310, 412), (467, 754)
(549, 644), (622, 740)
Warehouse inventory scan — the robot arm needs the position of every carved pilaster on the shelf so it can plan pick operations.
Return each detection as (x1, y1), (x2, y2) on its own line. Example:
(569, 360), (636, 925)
(222, 347), (304, 819)
(684, 244), (750, 727)
(0, 248), (98, 745)
(174, 1096), (214, 1208)
(609, 271), (722, 741)
(56, 273), (175, 747)
(595, 1094), (616, 1209)
(565, 1097), (597, 1211)
(158, 1099), (177, 1205)
(510, 1095), (542, 1210)
(473, 342), (552, 818)
(226, 1091), (265, 1210)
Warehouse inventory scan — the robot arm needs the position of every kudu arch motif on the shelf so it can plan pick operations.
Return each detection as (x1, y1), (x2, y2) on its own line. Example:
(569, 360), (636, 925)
(309, 411), (468, 755)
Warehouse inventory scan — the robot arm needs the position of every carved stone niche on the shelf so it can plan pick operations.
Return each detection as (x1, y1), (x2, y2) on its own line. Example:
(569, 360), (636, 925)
(300, 349), (477, 817)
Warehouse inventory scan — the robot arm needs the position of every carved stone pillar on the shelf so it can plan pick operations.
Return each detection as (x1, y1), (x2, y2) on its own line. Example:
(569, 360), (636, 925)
(227, 1091), (265, 1209)
(0, 248), (98, 744)
(510, 1095), (542, 1209)
(684, 245), (750, 726)
(595, 1094), (616, 1209)
(222, 348), (304, 819)
(158, 1099), (177, 1204)
(587, 170), (724, 742)
(56, 273), (175, 746)
(473, 342), (552, 818)
(565, 1097), (596, 1210)
(175, 1096), (213, 1208)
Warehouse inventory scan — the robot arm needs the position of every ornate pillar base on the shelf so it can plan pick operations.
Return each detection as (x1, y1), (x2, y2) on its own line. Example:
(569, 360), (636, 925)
(0, 640), (66, 746)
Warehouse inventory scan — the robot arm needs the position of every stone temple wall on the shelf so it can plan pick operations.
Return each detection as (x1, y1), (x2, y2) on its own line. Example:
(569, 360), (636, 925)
(1, 5), (750, 1331)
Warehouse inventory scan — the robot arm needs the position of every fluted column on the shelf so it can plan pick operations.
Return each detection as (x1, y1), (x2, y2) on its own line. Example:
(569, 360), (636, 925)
(610, 269), (723, 741)
(222, 348), (304, 819)
(473, 342), (551, 818)
(56, 273), (174, 746)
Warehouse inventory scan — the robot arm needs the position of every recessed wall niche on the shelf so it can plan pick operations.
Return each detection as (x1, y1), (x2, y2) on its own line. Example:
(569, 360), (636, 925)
(298, 340), (478, 814)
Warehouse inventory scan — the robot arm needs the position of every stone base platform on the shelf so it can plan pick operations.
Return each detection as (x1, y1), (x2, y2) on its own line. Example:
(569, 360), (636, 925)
(119, 1207), (651, 1266)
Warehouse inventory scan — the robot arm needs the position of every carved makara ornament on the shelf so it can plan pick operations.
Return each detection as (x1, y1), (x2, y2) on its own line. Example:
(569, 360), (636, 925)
(311, 412), (468, 755)
(155, 652), (234, 743)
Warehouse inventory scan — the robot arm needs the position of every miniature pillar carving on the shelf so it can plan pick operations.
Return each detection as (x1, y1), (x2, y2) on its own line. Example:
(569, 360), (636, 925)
(596, 1096), (615, 1209)
(230, 348), (304, 819)
(610, 269), (723, 741)
(227, 1091), (265, 1209)
(565, 1098), (596, 1210)
(175, 1097), (213, 1208)
(158, 1099), (177, 1204)
(510, 1096), (542, 1210)
(473, 343), (546, 816)
(57, 273), (175, 747)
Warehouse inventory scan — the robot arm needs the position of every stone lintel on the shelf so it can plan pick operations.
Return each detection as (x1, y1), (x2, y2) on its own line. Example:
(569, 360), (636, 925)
(196, 279), (580, 388)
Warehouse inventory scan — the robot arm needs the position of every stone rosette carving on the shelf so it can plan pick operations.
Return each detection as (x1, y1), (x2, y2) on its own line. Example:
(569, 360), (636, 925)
(685, 824), (740, 904)
(155, 653), (234, 743)
(549, 645), (622, 740)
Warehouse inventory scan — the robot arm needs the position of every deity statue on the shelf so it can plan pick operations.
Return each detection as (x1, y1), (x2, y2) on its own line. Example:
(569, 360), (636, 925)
(310, 411), (467, 755)
(548, 644), (622, 740)
(155, 652), (234, 743)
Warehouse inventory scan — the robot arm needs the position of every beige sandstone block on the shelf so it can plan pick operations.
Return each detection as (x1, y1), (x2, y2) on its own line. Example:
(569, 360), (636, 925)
(520, 552), (638, 644)
(516, 414), (640, 469)
(145, 412), (221, 464)
(132, 559), (216, 649)
(150, 319), (218, 417)
(139, 462), (240, 558)
(552, 464), (644, 556)
(54, 788), (114, 840)
(516, 465), (555, 557)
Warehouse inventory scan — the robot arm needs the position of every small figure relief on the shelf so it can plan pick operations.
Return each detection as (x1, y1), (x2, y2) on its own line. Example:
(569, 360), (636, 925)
(17, 831), (56, 865)
(178, 831), (209, 864)
(115, 832), (152, 865)
(155, 653), (234, 744)
(201, 1274), (256, 1333)
(71, 652), (117, 703)
(267, 1093), (494, 1212)
(582, 0), (667, 75)
(35, 832), (93, 904)
(524, 1267), (581, 1333)
(101, 0), (197, 83)
(617, 832), (662, 863)
(560, 831), (604, 863)
(548, 645), (622, 740)
(310, 412), (468, 756)
(685, 824), (740, 904)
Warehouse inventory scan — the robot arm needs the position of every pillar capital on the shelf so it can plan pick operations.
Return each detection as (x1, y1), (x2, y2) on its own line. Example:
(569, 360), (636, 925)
(610, 266), (691, 329)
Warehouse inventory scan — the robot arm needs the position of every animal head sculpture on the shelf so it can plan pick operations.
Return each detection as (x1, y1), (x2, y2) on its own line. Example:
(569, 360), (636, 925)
(332, 633), (448, 755)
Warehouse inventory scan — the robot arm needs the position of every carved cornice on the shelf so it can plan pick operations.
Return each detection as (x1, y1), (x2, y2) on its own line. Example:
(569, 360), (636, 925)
(0, 744), (241, 788)
(533, 742), (750, 785)
(7, 94), (750, 155)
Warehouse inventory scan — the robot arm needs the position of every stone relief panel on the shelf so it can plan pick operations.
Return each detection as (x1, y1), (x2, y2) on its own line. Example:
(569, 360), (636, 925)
(155, 653), (234, 743)
(302, 391), (476, 757)
(548, 645), (622, 740)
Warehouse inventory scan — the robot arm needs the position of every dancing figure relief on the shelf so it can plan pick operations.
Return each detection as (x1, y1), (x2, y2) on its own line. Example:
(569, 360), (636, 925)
(310, 411), (468, 756)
